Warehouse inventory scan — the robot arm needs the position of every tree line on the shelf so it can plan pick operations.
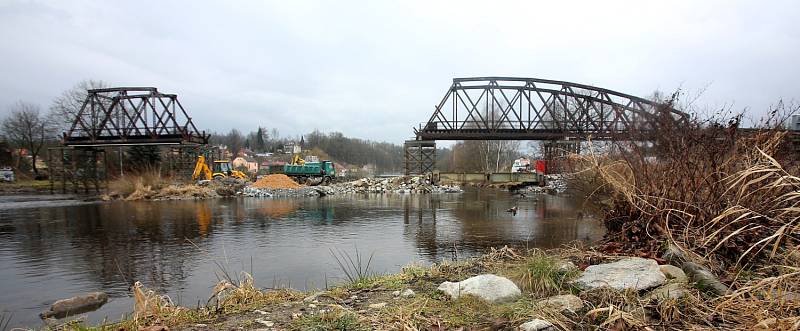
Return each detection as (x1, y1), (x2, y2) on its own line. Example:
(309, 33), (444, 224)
(0, 80), (108, 176)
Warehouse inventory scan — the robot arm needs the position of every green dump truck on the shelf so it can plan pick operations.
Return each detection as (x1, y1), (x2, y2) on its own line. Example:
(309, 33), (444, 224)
(284, 160), (336, 185)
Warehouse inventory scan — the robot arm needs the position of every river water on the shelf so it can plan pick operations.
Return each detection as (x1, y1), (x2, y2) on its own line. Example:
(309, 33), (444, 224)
(0, 189), (604, 327)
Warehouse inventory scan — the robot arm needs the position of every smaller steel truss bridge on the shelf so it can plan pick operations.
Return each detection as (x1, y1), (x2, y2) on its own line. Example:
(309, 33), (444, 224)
(414, 77), (688, 141)
(63, 87), (208, 146)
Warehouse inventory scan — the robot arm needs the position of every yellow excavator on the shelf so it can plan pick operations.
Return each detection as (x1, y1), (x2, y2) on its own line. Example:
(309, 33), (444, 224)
(291, 153), (305, 166)
(192, 155), (248, 181)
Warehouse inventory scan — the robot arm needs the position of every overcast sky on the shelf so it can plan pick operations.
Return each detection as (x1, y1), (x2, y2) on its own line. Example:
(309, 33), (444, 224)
(1, 0), (798, 144)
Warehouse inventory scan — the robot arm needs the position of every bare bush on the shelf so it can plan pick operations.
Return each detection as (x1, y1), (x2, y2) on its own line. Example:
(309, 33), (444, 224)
(578, 97), (800, 270)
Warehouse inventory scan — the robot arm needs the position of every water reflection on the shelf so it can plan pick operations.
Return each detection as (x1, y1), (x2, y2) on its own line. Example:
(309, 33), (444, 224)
(0, 190), (604, 327)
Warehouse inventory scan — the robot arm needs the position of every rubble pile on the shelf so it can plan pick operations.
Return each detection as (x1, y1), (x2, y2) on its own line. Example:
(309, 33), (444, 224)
(330, 175), (462, 194)
(515, 174), (568, 195)
(238, 175), (462, 198)
(240, 186), (323, 198)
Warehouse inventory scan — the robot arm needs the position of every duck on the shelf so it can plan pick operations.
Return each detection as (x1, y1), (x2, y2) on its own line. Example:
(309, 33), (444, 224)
(505, 206), (518, 215)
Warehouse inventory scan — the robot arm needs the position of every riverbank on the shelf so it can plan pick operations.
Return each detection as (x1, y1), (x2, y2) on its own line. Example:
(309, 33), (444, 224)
(0, 179), (52, 194)
(58, 243), (798, 331)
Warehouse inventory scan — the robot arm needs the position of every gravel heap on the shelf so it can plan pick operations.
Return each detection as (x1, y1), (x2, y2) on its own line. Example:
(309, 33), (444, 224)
(239, 175), (462, 198)
(327, 175), (462, 194)
(252, 174), (302, 189)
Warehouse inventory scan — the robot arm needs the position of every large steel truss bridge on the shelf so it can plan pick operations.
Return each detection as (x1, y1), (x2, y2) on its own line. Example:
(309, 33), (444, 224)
(414, 77), (688, 141)
(63, 87), (208, 146)
(405, 77), (689, 174)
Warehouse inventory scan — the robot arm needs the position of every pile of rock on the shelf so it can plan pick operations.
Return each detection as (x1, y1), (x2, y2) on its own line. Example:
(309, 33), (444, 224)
(332, 175), (463, 194)
(239, 186), (324, 198)
(236, 175), (462, 198)
(514, 174), (568, 195)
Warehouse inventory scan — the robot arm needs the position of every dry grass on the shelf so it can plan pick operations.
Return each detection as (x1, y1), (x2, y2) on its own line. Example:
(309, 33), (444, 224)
(76, 246), (800, 331)
(108, 168), (217, 201)
(506, 249), (579, 297)
(108, 168), (167, 199)
(575, 101), (800, 270)
(566, 100), (800, 329)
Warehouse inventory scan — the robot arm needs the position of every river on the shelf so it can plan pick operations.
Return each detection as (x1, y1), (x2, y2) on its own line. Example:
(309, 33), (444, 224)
(0, 189), (604, 327)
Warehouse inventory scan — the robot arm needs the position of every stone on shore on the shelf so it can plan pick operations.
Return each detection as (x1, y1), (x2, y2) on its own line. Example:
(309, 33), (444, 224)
(573, 257), (666, 291)
(40, 291), (108, 319)
(437, 274), (521, 303)
(537, 294), (584, 313)
(659, 264), (688, 282)
(646, 282), (688, 301)
(368, 302), (387, 309)
(682, 262), (729, 296)
(519, 319), (555, 331)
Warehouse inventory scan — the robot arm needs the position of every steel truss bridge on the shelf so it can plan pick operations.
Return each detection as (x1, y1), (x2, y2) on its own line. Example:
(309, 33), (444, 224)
(414, 77), (688, 141)
(406, 77), (689, 174)
(53, 87), (210, 193)
(63, 87), (208, 146)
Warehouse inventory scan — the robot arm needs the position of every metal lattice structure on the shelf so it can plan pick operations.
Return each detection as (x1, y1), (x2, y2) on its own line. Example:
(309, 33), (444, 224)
(404, 140), (436, 175)
(415, 77), (688, 141)
(63, 87), (209, 146)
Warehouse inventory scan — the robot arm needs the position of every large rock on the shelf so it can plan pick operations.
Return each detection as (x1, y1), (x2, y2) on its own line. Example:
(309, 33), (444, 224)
(646, 282), (688, 301)
(437, 274), (521, 303)
(573, 257), (666, 291)
(40, 292), (108, 319)
(661, 243), (688, 264)
(519, 319), (555, 331)
(682, 262), (729, 296)
(659, 265), (688, 283)
(537, 294), (584, 313)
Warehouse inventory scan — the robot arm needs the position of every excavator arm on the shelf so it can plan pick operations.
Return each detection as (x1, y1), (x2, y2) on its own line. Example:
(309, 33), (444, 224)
(192, 156), (212, 181)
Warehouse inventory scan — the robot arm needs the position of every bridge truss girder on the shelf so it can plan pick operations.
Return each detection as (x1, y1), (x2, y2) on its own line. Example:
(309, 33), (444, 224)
(63, 87), (209, 146)
(415, 77), (688, 141)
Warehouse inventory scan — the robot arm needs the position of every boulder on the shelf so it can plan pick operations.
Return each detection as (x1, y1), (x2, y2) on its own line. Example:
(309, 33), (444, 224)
(659, 265), (688, 282)
(519, 319), (555, 331)
(437, 274), (521, 303)
(537, 294), (583, 313)
(682, 262), (729, 296)
(368, 302), (387, 309)
(646, 282), (688, 301)
(40, 292), (109, 319)
(661, 243), (688, 264)
(400, 289), (416, 298)
(556, 260), (578, 273)
(573, 257), (666, 291)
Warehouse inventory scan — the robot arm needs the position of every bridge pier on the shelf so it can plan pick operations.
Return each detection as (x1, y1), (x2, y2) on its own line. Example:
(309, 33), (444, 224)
(543, 140), (581, 174)
(404, 140), (436, 175)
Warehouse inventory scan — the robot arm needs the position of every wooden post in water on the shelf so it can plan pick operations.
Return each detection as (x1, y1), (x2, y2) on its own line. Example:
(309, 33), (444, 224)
(61, 148), (66, 194)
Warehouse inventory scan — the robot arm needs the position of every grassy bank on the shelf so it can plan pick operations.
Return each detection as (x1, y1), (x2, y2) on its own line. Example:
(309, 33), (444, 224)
(54, 243), (798, 331)
(0, 179), (51, 194)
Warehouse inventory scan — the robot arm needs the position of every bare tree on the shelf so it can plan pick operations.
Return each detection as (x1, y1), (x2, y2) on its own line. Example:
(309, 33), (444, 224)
(49, 80), (109, 132)
(1, 102), (55, 175)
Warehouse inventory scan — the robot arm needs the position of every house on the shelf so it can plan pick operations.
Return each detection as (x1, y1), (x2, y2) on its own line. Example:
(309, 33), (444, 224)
(283, 142), (301, 154)
(232, 156), (259, 173)
(238, 148), (254, 158)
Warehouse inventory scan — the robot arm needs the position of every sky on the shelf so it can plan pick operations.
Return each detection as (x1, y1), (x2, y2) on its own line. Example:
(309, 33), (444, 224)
(0, 0), (798, 144)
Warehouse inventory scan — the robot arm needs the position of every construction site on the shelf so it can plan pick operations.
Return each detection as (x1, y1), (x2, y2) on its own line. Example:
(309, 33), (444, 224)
(1, 2), (800, 330)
